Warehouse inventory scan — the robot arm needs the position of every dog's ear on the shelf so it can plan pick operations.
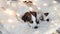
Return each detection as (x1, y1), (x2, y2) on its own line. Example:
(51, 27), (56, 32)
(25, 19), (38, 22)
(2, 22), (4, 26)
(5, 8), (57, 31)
(44, 13), (49, 16)
(30, 11), (37, 17)
(22, 12), (31, 22)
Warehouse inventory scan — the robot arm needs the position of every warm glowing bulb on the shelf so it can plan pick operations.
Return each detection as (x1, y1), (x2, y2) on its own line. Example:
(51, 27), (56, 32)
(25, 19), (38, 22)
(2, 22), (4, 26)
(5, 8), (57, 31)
(54, 7), (57, 10)
(7, 1), (11, 5)
(52, 0), (57, 4)
(43, 3), (48, 6)
(4, 9), (15, 16)
(54, 23), (58, 26)
(37, 7), (41, 10)
(33, 2), (36, 5)
(8, 19), (13, 23)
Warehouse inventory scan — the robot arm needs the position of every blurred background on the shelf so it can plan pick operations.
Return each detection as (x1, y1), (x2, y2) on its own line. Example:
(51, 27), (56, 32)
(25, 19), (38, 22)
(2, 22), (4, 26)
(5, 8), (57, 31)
(0, 0), (60, 34)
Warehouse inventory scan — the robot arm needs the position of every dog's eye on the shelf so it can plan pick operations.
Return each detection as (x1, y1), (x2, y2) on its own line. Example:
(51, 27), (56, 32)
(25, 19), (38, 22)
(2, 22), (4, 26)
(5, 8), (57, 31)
(30, 21), (33, 24)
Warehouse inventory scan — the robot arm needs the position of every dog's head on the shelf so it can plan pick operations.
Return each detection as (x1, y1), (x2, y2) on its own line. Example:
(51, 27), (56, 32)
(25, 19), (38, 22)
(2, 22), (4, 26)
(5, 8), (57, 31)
(22, 11), (39, 29)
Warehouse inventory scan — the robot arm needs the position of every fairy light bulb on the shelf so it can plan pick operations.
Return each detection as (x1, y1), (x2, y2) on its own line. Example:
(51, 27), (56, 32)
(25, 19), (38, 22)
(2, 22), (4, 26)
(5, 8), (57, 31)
(33, 2), (36, 5)
(8, 19), (13, 23)
(4, 9), (15, 16)
(53, 7), (57, 11)
(43, 3), (48, 6)
(37, 7), (41, 10)
(54, 23), (58, 26)
(52, 0), (57, 4)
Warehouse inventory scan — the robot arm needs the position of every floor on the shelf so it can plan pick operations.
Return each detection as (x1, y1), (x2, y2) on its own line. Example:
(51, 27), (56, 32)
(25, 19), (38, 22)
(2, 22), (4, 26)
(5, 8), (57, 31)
(0, 0), (60, 34)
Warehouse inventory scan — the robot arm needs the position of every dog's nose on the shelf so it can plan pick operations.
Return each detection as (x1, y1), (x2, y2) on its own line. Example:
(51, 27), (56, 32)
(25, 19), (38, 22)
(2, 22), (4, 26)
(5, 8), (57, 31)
(34, 26), (38, 29)
(36, 21), (39, 24)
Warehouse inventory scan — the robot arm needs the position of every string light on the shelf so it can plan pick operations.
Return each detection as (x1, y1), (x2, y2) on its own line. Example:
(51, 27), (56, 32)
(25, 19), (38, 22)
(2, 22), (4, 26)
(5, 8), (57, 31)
(51, 19), (59, 26)
(37, 7), (41, 10)
(33, 2), (36, 5)
(50, 21), (57, 27)
(4, 9), (15, 16)
(52, 0), (57, 4)
(7, 1), (11, 5)
(43, 3), (48, 6)
(54, 23), (58, 26)
(53, 7), (57, 11)
(8, 19), (13, 23)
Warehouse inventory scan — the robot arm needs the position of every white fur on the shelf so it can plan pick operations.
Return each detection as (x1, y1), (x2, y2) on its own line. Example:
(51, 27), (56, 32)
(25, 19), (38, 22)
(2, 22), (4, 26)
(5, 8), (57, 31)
(28, 14), (37, 28)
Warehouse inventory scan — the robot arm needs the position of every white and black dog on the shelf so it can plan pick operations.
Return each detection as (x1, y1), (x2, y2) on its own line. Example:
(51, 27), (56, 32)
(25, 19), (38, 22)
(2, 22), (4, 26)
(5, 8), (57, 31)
(7, 0), (49, 29)
(15, 0), (49, 29)
(20, 11), (49, 29)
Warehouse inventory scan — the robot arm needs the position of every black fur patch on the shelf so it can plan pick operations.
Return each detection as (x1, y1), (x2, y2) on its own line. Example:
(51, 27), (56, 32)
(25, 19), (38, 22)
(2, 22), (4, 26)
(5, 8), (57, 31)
(44, 13), (49, 16)
(30, 11), (37, 17)
(22, 12), (31, 22)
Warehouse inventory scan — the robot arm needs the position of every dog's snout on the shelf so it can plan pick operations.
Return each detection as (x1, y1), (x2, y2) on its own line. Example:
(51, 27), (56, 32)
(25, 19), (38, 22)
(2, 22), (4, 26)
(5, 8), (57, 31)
(34, 26), (38, 29)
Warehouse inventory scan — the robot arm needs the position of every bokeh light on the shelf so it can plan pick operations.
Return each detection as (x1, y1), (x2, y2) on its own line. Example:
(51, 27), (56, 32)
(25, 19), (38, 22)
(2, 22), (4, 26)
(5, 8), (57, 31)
(52, 0), (57, 4)
(8, 19), (13, 23)
(43, 3), (48, 6)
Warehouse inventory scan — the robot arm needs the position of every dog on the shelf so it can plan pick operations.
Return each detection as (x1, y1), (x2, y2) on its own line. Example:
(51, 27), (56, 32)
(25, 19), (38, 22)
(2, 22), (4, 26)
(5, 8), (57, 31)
(17, 10), (49, 29)
(19, 0), (49, 29)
